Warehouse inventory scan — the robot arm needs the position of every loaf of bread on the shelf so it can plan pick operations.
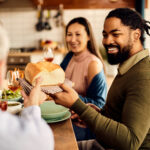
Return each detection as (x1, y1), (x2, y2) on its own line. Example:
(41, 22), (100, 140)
(25, 61), (65, 86)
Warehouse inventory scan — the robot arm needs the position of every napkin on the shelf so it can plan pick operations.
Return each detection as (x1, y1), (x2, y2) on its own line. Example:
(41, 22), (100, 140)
(17, 78), (73, 95)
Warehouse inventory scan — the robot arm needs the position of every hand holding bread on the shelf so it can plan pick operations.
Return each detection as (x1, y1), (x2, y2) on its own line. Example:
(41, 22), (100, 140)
(20, 61), (76, 104)
(53, 84), (79, 108)
(22, 77), (48, 107)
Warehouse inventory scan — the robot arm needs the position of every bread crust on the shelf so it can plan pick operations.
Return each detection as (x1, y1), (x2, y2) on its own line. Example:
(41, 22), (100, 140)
(25, 61), (65, 86)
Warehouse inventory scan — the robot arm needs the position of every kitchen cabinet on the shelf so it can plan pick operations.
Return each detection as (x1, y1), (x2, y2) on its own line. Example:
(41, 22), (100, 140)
(7, 55), (30, 71)
(31, 0), (143, 9)
(73, 0), (135, 9)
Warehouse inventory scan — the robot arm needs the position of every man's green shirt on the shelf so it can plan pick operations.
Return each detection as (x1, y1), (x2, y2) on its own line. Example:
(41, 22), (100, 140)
(71, 50), (150, 150)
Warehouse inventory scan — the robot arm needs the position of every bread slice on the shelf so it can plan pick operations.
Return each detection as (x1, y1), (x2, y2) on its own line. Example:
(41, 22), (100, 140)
(25, 61), (65, 86)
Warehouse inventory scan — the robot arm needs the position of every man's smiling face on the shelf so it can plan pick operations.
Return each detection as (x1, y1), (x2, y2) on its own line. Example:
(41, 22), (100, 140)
(102, 17), (134, 65)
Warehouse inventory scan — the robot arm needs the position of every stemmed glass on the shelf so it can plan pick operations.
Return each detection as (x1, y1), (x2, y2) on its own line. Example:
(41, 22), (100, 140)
(43, 47), (54, 62)
(6, 69), (24, 91)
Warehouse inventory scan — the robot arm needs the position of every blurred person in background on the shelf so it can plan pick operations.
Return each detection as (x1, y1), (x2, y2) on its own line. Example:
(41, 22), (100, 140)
(0, 24), (54, 150)
(60, 17), (107, 141)
(53, 8), (150, 150)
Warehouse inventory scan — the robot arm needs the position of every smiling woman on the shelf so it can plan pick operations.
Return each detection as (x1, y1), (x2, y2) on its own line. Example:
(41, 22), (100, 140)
(66, 22), (90, 54)
(62, 17), (107, 108)
(60, 17), (107, 141)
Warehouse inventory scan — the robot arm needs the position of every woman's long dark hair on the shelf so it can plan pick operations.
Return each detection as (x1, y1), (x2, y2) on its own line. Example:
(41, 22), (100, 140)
(65, 17), (105, 69)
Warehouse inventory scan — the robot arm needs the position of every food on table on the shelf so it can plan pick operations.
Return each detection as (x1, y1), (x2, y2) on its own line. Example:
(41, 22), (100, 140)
(7, 101), (21, 106)
(0, 101), (8, 111)
(25, 61), (65, 86)
(1, 89), (21, 100)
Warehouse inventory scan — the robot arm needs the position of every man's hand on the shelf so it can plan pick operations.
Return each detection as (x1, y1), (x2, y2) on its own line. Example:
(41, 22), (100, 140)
(71, 103), (101, 128)
(71, 110), (87, 128)
(53, 84), (79, 108)
(87, 103), (101, 112)
(21, 78), (47, 108)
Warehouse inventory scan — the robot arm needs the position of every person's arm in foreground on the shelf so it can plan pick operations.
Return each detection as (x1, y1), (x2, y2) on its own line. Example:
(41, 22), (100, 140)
(53, 81), (150, 150)
(0, 78), (54, 150)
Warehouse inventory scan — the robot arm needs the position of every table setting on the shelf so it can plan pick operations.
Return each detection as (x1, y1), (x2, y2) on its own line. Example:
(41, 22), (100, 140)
(0, 89), (23, 114)
(0, 67), (72, 124)
(1, 49), (78, 149)
(0, 66), (78, 150)
(0, 69), (23, 113)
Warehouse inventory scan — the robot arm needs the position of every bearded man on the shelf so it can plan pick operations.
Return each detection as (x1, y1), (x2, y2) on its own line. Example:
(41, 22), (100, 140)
(52, 8), (150, 150)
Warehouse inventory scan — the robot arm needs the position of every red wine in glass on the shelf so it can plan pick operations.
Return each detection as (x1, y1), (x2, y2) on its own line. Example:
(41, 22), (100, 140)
(8, 85), (19, 91)
(43, 47), (54, 62)
(6, 70), (21, 91)
(44, 57), (54, 62)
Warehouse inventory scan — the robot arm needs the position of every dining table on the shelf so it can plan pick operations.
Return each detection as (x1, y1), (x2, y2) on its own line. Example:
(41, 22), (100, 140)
(49, 118), (79, 150)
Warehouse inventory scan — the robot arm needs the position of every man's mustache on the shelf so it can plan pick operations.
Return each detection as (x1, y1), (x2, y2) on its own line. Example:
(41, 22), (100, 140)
(104, 44), (120, 49)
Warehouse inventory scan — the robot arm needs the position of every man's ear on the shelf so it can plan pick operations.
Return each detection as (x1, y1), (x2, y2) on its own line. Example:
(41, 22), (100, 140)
(133, 29), (141, 41)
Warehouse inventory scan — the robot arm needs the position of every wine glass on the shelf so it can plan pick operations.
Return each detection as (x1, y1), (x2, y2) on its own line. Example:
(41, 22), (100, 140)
(43, 47), (54, 62)
(6, 69), (23, 91)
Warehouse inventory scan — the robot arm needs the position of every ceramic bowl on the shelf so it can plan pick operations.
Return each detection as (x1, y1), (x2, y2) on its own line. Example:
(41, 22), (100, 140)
(40, 101), (69, 120)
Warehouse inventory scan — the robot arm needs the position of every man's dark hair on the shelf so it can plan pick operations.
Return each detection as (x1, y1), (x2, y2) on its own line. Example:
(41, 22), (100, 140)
(106, 8), (150, 45)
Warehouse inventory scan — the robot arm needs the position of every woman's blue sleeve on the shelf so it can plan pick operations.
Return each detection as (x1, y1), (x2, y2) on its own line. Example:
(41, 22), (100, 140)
(79, 70), (107, 108)
(60, 52), (73, 71)
(61, 53), (107, 108)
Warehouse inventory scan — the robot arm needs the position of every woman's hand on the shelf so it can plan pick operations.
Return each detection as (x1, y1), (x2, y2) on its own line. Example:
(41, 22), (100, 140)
(21, 78), (47, 108)
(53, 84), (79, 108)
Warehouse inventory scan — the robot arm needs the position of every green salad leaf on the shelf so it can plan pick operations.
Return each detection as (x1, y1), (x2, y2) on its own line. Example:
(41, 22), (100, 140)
(2, 89), (21, 100)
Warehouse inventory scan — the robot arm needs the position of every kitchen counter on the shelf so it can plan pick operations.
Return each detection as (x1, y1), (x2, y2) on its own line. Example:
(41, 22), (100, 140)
(8, 51), (43, 57)
(8, 49), (67, 56)
(8, 50), (66, 66)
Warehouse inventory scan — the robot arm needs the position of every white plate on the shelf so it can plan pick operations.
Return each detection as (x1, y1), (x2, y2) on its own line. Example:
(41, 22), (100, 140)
(1, 96), (22, 102)
(7, 101), (22, 114)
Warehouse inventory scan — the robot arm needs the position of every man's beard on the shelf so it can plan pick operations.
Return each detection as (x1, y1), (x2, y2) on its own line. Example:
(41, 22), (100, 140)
(105, 44), (132, 65)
